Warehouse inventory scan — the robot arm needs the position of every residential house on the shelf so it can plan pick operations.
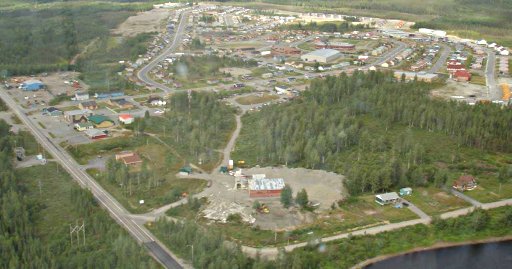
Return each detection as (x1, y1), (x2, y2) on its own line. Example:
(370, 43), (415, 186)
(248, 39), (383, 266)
(375, 192), (400, 205)
(78, 100), (98, 110)
(118, 114), (134, 125)
(42, 107), (63, 117)
(109, 98), (134, 109)
(115, 151), (143, 167)
(74, 122), (94, 131)
(454, 70), (471, 82)
(87, 115), (114, 128)
(74, 92), (89, 101)
(64, 109), (92, 123)
(453, 175), (477, 191)
(147, 96), (166, 107)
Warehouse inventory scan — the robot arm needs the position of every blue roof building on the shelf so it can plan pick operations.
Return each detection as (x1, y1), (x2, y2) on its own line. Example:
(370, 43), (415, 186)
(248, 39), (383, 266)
(21, 80), (44, 91)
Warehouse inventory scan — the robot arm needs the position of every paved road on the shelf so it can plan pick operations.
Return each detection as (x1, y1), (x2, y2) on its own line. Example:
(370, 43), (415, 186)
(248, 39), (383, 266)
(485, 50), (499, 100)
(137, 9), (191, 93)
(428, 43), (451, 73)
(402, 198), (430, 220)
(1, 69), (186, 269)
(372, 40), (407, 67)
(449, 188), (483, 207)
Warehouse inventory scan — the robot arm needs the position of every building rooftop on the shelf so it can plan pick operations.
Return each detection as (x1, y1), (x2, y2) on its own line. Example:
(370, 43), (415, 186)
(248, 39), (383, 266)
(64, 109), (92, 116)
(375, 192), (400, 201)
(302, 49), (340, 58)
(249, 178), (285, 191)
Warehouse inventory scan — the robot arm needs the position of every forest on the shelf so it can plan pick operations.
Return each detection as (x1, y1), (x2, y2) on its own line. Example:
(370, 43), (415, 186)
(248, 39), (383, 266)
(0, 120), (157, 268)
(233, 71), (512, 195)
(143, 92), (237, 171)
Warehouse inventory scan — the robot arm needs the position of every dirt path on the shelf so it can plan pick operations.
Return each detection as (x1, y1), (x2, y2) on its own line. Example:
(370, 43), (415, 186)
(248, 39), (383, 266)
(215, 112), (244, 173)
(70, 37), (99, 65)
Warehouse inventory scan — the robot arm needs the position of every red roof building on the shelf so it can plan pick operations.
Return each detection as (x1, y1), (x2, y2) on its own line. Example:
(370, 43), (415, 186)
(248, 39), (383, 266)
(454, 70), (471, 81)
(447, 60), (465, 73)
(453, 175), (477, 191)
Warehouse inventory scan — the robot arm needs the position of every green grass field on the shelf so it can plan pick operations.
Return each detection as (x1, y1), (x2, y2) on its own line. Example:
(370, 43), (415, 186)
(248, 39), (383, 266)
(405, 186), (470, 215)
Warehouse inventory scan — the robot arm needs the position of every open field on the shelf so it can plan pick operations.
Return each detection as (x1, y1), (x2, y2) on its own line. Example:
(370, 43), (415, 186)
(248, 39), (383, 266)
(112, 8), (171, 37)
(405, 187), (470, 216)
(235, 93), (279, 105)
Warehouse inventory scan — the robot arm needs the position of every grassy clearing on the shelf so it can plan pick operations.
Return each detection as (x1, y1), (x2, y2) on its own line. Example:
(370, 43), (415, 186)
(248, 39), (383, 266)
(470, 73), (486, 86)
(88, 143), (207, 213)
(90, 168), (206, 214)
(65, 135), (147, 164)
(405, 186), (470, 215)
(235, 93), (279, 105)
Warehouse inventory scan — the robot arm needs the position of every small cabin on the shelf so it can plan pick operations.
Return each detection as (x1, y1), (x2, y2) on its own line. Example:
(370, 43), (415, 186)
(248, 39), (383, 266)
(375, 192), (400, 205)
(399, 187), (412, 196)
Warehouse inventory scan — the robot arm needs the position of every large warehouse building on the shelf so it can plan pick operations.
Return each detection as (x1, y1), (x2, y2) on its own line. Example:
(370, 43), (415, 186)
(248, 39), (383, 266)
(249, 178), (285, 198)
(301, 49), (341, 63)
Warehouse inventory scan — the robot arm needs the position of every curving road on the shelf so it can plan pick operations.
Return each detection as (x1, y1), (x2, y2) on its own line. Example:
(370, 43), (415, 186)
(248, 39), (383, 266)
(137, 9), (190, 93)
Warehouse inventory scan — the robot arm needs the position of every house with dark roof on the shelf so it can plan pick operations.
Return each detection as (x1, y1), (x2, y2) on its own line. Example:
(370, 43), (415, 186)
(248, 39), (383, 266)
(79, 101), (98, 110)
(64, 109), (92, 123)
(108, 98), (134, 109)
(42, 107), (63, 117)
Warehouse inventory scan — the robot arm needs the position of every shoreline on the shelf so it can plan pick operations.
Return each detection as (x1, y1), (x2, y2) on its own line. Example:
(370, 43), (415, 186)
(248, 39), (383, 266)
(352, 235), (512, 269)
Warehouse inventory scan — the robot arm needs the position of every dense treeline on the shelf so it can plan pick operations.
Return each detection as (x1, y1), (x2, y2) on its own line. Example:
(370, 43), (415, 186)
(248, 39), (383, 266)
(144, 92), (236, 169)
(0, 120), (157, 268)
(234, 71), (512, 194)
(0, 3), (143, 75)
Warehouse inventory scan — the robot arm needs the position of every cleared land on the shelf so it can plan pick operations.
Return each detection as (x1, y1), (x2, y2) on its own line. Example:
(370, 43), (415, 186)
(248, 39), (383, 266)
(235, 93), (279, 105)
(112, 8), (171, 37)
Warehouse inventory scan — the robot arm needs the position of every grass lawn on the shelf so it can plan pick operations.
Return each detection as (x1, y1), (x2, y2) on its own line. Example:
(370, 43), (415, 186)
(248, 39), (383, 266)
(405, 186), (470, 216)
(90, 168), (206, 213)
(235, 93), (279, 105)
(464, 179), (512, 203)
(470, 73), (486, 86)
(298, 42), (314, 51)
(65, 135), (147, 164)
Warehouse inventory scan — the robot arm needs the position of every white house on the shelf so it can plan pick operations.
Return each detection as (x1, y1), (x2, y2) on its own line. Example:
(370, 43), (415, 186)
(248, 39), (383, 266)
(118, 114), (134, 125)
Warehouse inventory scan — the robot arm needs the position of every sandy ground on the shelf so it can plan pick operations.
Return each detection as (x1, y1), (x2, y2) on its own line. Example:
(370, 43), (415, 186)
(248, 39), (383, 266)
(431, 80), (488, 103)
(112, 9), (171, 37)
(244, 167), (346, 210)
(220, 67), (252, 77)
(197, 166), (345, 230)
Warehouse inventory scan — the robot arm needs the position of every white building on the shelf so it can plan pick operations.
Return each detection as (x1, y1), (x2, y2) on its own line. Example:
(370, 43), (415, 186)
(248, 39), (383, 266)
(301, 49), (341, 63)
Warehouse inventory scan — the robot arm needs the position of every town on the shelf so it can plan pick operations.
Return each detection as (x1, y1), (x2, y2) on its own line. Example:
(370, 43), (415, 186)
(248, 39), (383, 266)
(0, 1), (512, 269)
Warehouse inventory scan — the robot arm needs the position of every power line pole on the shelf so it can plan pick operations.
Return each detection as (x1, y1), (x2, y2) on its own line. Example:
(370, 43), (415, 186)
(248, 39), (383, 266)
(70, 220), (86, 247)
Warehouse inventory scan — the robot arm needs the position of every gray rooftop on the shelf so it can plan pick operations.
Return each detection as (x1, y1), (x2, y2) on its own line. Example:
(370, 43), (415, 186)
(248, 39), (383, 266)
(375, 192), (400, 201)
(249, 178), (285, 191)
(303, 49), (341, 58)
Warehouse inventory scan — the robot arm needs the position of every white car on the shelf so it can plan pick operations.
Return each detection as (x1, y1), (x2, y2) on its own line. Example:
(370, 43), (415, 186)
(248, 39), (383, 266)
(154, 109), (164, 115)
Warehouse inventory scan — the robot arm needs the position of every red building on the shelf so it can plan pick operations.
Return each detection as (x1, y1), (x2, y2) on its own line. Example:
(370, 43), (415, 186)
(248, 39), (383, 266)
(454, 70), (471, 81)
(314, 41), (355, 51)
(447, 60), (465, 73)
(271, 46), (301, 56)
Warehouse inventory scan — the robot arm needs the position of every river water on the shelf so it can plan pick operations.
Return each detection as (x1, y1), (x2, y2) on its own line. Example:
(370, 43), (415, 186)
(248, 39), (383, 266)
(365, 240), (512, 269)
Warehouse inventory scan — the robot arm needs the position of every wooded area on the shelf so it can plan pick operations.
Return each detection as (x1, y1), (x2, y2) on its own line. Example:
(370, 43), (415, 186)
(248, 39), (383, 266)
(233, 71), (512, 195)
(0, 120), (157, 268)
(144, 92), (237, 171)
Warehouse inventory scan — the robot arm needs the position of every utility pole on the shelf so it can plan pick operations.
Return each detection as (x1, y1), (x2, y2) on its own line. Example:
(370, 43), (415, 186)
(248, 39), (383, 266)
(70, 220), (86, 247)
(187, 244), (194, 262)
(38, 179), (42, 195)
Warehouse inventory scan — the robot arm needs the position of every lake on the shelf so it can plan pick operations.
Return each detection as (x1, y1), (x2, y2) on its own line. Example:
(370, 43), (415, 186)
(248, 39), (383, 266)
(365, 240), (512, 269)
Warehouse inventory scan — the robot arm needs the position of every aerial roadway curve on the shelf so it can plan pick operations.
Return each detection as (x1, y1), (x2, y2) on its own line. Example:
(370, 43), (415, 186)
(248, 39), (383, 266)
(137, 8), (191, 93)
(0, 93), (185, 268)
